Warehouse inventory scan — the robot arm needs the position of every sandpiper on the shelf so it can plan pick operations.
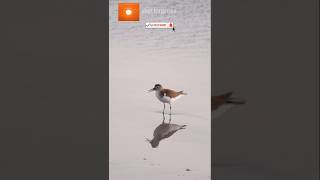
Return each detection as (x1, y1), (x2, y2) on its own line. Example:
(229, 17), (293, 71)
(148, 84), (187, 115)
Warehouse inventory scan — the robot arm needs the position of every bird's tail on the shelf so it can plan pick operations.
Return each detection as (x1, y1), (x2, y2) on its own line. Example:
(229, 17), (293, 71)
(179, 91), (187, 95)
(179, 125), (187, 129)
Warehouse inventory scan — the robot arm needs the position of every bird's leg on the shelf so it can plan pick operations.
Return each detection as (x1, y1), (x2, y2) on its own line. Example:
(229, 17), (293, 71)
(162, 112), (165, 124)
(162, 103), (166, 115)
(169, 113), (172, 123)
(169, 104), (172, 115)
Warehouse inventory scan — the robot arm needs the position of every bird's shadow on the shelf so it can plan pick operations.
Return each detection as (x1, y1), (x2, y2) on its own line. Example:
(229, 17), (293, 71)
(145, 113), (187, 148)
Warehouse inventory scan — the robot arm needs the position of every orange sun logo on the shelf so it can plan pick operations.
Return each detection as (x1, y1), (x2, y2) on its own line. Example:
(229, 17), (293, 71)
(118, 3), (140, 21)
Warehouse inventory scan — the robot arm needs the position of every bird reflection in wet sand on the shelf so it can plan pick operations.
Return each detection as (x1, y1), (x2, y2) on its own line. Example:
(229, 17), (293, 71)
(146, 114), (187, 148)
(212, 91), (246, 118)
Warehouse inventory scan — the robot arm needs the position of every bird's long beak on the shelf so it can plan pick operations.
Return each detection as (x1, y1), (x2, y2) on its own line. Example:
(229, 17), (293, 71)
(148, 88), (155, 92)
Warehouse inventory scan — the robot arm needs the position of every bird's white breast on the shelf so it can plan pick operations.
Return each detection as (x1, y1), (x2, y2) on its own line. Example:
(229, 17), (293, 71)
(155, 91), (171, 103)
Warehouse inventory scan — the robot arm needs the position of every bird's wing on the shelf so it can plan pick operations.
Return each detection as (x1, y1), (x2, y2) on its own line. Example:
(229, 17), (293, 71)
(161, 89), (183, 98)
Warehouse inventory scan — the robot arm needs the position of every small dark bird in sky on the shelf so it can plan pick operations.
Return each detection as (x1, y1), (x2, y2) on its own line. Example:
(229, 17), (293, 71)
(212, 91), (246, 111)
(212, 91), (246, 119)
